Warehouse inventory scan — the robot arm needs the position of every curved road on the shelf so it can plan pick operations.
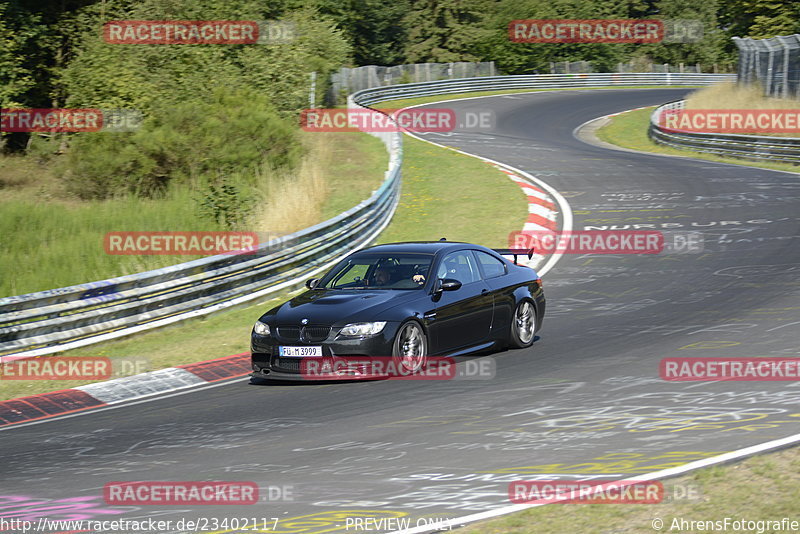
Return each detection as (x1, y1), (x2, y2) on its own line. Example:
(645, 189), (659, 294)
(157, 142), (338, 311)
(2, 89), (800, 533)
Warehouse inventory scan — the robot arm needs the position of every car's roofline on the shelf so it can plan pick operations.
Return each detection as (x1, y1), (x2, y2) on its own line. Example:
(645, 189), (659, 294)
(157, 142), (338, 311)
(355, 241), (496, 255)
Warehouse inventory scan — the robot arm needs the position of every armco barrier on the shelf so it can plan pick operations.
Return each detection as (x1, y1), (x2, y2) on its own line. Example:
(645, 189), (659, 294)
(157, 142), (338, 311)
(350, 72), (733, 105)
(649, 99), (800, 164)
(0, 73), (731, 360)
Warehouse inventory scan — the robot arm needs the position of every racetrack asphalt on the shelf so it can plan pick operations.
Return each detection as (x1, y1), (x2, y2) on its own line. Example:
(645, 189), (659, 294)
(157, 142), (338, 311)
(2, 89), (799, 533)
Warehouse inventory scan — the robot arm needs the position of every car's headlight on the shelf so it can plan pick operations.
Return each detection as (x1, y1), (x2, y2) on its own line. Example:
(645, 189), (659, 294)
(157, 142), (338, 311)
(339, 321), (387, 336)
(253, 321), (271, 336)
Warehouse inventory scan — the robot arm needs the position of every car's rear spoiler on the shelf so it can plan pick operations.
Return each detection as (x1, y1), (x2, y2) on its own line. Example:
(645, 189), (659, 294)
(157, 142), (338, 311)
(493, 247), (535, 265)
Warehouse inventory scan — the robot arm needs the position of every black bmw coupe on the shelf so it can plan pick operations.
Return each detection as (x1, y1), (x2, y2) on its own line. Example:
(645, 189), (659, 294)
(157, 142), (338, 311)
(250, 241), (545, 380)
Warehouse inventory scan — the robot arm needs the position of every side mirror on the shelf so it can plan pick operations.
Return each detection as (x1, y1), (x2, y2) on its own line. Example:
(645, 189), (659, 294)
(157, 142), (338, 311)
(438, 278), (462, 292)
(306, 278), (320, 289)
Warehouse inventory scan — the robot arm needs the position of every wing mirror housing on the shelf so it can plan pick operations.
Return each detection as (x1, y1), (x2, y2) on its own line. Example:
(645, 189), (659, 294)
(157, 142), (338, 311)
(435, 278), (462, 293)
(306, 278), (320, 289)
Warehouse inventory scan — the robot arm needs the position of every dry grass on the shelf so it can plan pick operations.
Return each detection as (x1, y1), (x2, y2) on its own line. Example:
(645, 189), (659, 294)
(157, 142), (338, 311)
(0, 153), (62, 201)
(677, 82), (800, 137)
(250, 132), (331, 235)
(685, 81), (800, 110)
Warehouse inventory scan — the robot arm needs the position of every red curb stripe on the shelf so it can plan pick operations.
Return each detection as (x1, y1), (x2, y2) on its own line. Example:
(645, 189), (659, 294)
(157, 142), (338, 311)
(515, 180), (543, 193)
(179, 352), (251, 382)
(526, 213), (558, 230)
(0, 389), (106, 426)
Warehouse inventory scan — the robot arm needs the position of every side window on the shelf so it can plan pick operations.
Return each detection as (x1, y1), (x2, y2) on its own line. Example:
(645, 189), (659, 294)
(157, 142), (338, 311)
(474, 250), (507, 279)
(438, 251), (480, 284)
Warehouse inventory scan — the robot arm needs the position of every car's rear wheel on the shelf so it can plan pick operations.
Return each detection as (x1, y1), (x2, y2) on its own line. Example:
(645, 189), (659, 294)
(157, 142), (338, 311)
(392, 321), (427, 373)
(509, 300), (536, 349)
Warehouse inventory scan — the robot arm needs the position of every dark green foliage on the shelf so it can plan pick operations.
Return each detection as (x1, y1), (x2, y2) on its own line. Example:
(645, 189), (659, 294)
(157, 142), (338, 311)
(312, 0), (410, 65)
(720, 0), (800, 40)
(61, 88), (303, 200)
(402, 0), (487, 63)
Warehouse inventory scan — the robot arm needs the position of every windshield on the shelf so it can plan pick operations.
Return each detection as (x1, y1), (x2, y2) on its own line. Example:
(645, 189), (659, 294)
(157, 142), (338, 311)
(318, 253), (433, 290)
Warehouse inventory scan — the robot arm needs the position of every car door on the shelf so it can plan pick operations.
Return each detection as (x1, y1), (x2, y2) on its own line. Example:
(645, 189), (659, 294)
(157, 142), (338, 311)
(430, 250), (494, 353)
(472, 249), (514, 337)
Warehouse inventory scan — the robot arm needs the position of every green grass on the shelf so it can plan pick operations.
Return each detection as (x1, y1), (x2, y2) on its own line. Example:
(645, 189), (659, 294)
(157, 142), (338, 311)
(457, 446), (800, 534)
(320, 132), (388, 220)
(378, 135), (526, 247)
(594, 107), (800, 174)
(0, 187), (227, 297)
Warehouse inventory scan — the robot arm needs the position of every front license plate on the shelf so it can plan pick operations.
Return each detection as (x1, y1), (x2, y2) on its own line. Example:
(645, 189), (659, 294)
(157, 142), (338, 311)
(279, 346), (322, 357)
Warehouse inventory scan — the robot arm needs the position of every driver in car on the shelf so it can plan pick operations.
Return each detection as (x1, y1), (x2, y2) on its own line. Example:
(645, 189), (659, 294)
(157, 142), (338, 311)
(372, 267), (426, 286)
(373, 267), (392, 286)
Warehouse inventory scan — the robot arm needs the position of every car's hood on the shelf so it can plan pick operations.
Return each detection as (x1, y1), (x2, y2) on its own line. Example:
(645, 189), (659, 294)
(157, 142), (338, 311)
(262, 289), (419, 325)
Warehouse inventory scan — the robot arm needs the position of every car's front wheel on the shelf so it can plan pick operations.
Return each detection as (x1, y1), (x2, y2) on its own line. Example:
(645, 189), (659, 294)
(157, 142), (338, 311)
(509, 300), (536, 349)
(392, 320), (427, 373)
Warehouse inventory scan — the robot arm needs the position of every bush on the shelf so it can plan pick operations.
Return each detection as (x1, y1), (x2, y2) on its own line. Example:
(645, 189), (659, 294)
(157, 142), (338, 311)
(61, 87), (304, 200)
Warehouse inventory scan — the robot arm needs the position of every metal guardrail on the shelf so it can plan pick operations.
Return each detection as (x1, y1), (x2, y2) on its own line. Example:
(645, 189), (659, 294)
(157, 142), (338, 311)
(649, 100), (800, 164)
(352, 73), (734, 105)
(0, 73), (732, 360)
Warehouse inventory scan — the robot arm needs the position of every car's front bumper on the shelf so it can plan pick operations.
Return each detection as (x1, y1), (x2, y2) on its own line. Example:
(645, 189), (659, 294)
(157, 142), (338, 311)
(250, 322), (401, 380)
(250, 354), (400, 381)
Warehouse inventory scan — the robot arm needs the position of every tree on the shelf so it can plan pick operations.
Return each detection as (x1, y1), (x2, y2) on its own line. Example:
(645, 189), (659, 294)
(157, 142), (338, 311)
(635, 0), (732, 69)
(58, 0), (350, 114)
(473, 0), (641, 74)
(720, 0), (800, 40)
(313, 0), (409, 65)
(402, 0), (490, 63)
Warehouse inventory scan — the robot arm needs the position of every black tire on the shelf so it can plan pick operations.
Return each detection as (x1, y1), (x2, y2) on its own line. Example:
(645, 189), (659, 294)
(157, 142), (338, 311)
(509, 299), (536, 349)
(392, 320), (428, 374)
